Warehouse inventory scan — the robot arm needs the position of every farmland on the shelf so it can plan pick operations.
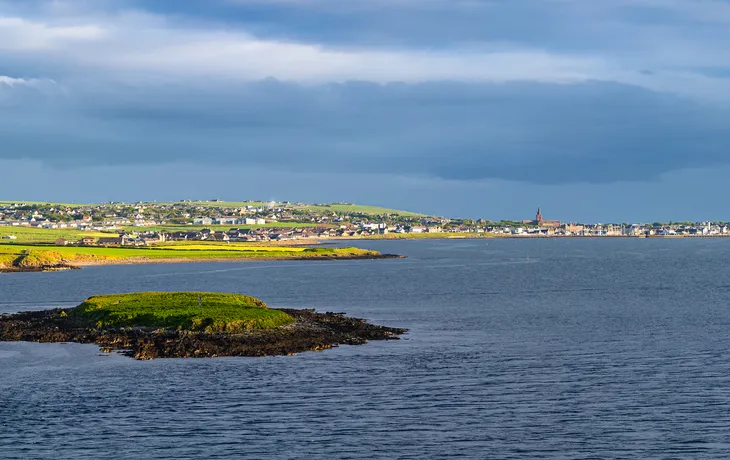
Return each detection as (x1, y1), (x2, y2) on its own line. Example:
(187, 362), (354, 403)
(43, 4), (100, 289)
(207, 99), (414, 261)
(0, 242), (387, 271)
(123, 222), (325, 233)
(0, 226), (111, 244)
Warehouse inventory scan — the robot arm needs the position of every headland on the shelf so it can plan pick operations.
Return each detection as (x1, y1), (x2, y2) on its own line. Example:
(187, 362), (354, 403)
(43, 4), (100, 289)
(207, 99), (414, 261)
(0, 244), (404, 273)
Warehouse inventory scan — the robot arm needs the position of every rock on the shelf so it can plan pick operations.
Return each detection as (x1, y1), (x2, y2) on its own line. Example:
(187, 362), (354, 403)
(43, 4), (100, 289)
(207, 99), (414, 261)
(0, 307), (407, 360)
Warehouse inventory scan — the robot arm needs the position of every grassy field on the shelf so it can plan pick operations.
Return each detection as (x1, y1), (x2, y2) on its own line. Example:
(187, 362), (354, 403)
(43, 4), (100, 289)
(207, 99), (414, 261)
(71, 292), (295, 332)
(293, 203), (425, 217)
(0, 200), (91, 208)
(156, 201), (267, 208)
(152, 243), (309, 252)
(0, 227), (111, 244)
(0, 245), (113, 268)
(0, 253), (17, 267)
(1, 199), (426, 216)
(0, 243), (380, 268)
(155, 200), (423, 215)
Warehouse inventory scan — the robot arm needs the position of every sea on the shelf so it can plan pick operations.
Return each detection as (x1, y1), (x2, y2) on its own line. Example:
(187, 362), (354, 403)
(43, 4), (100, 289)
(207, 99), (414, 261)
(2, 238), (730, 459)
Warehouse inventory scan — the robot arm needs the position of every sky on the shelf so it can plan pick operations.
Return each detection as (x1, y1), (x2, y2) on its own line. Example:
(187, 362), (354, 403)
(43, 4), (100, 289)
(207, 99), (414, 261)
(2, 0), (730, 222)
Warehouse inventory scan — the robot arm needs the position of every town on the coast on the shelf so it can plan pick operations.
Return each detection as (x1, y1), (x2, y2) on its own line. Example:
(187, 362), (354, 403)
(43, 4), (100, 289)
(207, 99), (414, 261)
(1, 201), (729, 245)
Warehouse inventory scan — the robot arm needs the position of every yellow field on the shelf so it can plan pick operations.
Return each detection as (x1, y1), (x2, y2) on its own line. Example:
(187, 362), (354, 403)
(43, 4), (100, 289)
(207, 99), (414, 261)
(0, 242), (379, 269)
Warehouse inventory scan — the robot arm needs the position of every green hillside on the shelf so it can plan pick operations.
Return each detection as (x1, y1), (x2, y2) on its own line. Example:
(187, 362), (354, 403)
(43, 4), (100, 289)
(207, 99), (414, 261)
(1, 200), (425, 216)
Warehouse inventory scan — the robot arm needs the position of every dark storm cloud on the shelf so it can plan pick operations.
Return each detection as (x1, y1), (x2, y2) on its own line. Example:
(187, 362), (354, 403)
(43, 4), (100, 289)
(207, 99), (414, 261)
(2, 79), (728, 185)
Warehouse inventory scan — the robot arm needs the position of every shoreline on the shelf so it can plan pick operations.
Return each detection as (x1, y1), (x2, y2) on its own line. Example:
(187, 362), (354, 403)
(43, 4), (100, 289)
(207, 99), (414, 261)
(0, 252), (405, 273)
(0, 265), (80, 274)
(73, 252), (405, 266)
(333, 234), (730, 240)
(4, 233), (725, 273)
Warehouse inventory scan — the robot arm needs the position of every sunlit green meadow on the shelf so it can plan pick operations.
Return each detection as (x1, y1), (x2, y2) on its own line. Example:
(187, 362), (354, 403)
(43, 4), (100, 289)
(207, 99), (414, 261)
(71, 292), (295, 332)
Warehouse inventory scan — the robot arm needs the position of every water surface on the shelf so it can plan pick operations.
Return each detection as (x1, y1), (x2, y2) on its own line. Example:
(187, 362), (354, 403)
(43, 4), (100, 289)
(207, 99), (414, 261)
(2, 239), (730, 459)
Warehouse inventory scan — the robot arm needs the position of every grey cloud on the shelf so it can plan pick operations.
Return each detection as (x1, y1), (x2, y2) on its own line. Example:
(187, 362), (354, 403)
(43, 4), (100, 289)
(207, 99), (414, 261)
(2, 79), (729, 185)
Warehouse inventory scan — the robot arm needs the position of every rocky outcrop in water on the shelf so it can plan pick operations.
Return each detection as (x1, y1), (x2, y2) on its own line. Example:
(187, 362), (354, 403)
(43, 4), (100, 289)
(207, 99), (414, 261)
(0, 308), (407, 360)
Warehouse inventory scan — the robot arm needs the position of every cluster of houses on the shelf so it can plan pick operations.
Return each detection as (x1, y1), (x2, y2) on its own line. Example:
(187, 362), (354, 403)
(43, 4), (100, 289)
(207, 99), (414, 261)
(0, 200), (401, 230)
(49, 228), (337, 246)
(0, 202), (278, 231)
(637, 223), (730, 237)
(484, 222), (730, 237)
(47, 223), (450, 247)
(4, 202), (730, 242)
(0, 200), (450, 239)
(0, 213), (108, 230)
(357, 223), (444, 234)
(55, 233), (168, 247)
(44, 221), (730, 248)
(193, 217), (267, 226)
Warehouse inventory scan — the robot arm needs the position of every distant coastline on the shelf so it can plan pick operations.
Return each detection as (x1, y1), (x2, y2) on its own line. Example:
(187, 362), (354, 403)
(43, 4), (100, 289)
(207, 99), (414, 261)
(334, 233), (730, 240)
(0, 244), (404, 274)
(3, 200), (729, 244)
(3, 231), (728, 274)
